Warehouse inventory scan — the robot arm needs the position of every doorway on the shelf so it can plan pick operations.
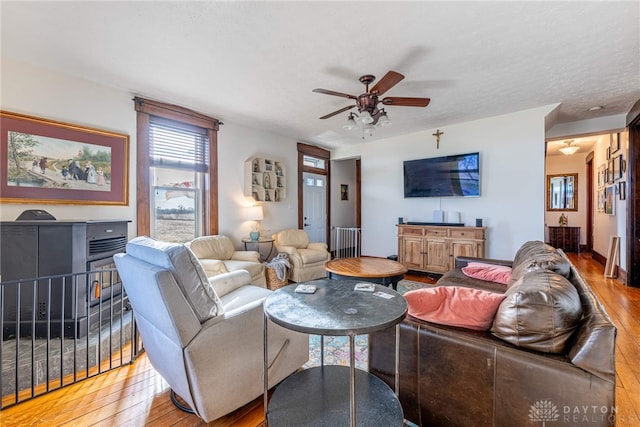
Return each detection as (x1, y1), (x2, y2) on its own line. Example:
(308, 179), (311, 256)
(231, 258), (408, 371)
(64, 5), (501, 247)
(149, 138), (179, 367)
(297, 143), (331, 244)
(302, 172), (327, 243)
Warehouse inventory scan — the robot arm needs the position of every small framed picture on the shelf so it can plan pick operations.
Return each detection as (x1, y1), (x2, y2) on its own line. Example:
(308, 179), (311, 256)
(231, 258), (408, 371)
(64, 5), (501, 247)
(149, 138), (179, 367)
(604, 185), (616, 215)
(610, 133), (620, 154)
(618, 181), (626, 200)
(607, 158), (615, 183)
(340, 184), (348, 200)
(597, 164), (606, 188)
(597, 189), (605, 212)
(613, 154), (625, 181)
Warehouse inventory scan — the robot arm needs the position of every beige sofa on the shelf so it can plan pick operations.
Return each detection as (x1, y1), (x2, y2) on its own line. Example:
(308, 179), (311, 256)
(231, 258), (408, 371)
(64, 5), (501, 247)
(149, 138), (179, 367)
(272, 229), (331, 282)
(186, 235), (266, 286)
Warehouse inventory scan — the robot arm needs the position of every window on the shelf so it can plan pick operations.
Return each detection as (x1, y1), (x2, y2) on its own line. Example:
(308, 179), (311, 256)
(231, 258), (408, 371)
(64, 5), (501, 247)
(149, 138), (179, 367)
(149, 118), (208, 241)
(134, 97), (220, 240)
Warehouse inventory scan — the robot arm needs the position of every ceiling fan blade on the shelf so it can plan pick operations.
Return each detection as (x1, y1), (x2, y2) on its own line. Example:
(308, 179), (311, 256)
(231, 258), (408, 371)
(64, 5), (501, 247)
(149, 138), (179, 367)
(319, 105), (355, 119)
(370, 71), (404, 95)
(382, 97), (431, 107)
(312, 88), (357, 100)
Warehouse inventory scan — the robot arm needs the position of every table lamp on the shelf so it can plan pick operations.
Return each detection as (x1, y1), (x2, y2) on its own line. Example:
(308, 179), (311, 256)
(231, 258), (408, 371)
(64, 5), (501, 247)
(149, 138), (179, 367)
(245, 206), (264, 241)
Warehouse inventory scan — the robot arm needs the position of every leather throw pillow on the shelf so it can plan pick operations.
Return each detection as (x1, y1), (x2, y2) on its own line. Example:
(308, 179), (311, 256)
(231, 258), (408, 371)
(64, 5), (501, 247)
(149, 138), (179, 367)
(491, 270), (582, 353)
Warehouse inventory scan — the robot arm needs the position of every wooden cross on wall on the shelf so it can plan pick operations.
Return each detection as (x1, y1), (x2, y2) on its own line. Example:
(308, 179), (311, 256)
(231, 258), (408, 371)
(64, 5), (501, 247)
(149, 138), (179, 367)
(432, 129), (444, 149)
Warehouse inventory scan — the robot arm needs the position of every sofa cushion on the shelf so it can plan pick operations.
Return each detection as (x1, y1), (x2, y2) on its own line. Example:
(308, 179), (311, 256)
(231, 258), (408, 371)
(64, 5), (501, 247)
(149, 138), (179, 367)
(511, 240), (556, 268)
(462, 262), (512, 285)
(405, 286), (506, 331)
(187, 235), (235, 260)
(491, 270), (582, 353)
(276, 229), (310, 249)
(125, 236), (224, 323)
(508, 250), (571, 288)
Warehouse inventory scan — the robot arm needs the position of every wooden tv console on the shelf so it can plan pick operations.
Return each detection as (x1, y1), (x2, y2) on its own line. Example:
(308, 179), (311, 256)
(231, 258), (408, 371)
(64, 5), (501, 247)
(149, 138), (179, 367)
(397, 224), (485, 274)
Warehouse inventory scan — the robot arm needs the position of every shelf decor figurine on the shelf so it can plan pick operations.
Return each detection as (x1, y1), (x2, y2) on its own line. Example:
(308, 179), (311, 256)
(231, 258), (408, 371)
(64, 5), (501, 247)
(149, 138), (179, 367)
(559, 213), (568, 226)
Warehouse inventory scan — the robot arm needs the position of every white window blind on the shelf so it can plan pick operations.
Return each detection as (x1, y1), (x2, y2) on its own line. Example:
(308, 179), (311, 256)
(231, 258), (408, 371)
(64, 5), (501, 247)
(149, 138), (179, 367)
(149, 117), (209, 172)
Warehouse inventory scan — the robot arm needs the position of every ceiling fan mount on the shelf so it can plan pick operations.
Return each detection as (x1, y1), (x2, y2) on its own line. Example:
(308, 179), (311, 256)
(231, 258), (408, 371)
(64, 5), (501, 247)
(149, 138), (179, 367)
(313, 70), (431, 126)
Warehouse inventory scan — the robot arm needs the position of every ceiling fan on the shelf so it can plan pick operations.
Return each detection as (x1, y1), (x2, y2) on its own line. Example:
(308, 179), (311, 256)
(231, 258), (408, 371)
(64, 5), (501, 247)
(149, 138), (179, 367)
(313, 70), (431, 127)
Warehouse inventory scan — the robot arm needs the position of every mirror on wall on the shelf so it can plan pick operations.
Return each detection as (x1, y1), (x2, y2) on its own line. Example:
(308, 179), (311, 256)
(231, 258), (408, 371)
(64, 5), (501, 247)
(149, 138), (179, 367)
(547, 173), (578, 211)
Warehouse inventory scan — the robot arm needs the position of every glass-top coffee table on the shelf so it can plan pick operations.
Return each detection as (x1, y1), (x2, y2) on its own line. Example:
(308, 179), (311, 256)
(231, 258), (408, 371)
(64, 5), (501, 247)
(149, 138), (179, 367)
(263, 278), (407, 426)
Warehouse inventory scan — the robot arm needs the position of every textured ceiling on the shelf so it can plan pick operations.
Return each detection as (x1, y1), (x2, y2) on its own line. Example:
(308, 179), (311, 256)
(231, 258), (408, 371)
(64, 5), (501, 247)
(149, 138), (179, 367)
(1, 1), (639, 149)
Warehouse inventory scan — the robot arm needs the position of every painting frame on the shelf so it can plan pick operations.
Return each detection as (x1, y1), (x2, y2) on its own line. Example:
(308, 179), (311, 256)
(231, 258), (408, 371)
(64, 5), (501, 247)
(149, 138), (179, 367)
(340, 184), (348, 201)
(1, 111), (129, 205)
(597, 189), (605, 212)
(613, 154), (625, 181)
(604, 185), (616, 215)
(610, 132), (620, 155)
(597, 164), (606, 188)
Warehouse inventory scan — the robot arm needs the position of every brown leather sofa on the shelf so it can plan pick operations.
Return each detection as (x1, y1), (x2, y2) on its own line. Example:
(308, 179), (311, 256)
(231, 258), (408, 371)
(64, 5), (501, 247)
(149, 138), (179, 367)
(369, 241), (616, 427)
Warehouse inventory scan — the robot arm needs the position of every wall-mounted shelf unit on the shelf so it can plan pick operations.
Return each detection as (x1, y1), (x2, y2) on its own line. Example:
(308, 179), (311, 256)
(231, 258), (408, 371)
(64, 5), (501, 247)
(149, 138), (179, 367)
(244, 156), (286, 202)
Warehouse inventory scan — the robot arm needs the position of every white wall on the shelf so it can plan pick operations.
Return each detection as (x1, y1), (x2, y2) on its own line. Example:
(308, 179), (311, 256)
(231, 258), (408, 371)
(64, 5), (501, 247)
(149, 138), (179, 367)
(333, 105), (555, 260)
(330, 158), (357, 228)
(0, 59), (300, 252)
(592, 131), (628, 269)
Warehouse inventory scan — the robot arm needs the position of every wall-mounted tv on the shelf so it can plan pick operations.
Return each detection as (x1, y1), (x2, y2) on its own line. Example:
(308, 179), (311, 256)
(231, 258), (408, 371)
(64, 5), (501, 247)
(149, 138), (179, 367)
(403, 152), (480, 198)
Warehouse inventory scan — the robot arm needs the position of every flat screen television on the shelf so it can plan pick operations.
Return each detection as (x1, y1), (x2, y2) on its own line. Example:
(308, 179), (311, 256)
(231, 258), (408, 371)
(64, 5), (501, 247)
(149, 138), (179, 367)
(403, 152), (480, 198)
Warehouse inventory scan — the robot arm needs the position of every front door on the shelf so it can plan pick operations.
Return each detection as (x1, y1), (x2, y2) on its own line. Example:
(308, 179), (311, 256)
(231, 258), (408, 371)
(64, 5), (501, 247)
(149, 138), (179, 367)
(303, 172), (327, 243)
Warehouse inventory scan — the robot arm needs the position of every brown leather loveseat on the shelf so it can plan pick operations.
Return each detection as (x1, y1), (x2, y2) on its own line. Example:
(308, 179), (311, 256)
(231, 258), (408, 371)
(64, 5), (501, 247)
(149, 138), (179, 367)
(369, 241), (616, 427)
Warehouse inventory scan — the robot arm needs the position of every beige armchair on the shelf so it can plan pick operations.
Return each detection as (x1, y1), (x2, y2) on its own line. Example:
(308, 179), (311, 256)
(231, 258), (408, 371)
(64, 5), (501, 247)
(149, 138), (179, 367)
(272, 229), (331, 282)
(186, 235), (266, 286)
(114, 237), (308, 422)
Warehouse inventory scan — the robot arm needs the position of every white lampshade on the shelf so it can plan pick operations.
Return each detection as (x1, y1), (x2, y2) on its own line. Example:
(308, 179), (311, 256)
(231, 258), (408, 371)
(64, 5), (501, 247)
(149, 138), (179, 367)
(244, 205), (263, 221)
(359, 110), (374, 124)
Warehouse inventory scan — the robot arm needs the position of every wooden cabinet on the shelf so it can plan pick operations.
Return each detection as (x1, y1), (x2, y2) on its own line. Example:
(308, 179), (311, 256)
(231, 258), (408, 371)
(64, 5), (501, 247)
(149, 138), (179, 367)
(244, 156), (286, 202)
(398, 225), (485, 274)
(548, 226), (580, 252)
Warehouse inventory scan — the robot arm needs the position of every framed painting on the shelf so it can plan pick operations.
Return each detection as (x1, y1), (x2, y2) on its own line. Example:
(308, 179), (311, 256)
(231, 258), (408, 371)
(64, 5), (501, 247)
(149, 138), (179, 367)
(613, 154), (625, 181)
(340, 184), (348, 200)
(597, 189), (605, 212)
(0, 111), (129, 205)
(604, 185), (616, 215)
(618, 181), (626, 201)
(607, 158), (615, 184)
(610, 133), (620, 155)
(597, 164), (606, 188)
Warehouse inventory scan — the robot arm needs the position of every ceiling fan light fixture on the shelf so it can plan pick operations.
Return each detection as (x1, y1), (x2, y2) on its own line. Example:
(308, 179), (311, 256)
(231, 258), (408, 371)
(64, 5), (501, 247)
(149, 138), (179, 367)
(343, 113), (358, 130)
(377, 110), (392, 127)
(359, 110), (374, 124)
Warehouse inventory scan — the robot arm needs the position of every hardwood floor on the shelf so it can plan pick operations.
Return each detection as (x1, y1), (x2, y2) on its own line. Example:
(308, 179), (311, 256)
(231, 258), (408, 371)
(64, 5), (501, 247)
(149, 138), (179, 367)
(1, 253), (639, 426)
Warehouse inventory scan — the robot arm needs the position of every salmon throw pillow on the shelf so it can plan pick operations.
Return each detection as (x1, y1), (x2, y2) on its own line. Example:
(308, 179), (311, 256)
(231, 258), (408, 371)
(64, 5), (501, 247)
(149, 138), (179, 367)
(405, 286), (506, 331)
(462, 262), (512, 285)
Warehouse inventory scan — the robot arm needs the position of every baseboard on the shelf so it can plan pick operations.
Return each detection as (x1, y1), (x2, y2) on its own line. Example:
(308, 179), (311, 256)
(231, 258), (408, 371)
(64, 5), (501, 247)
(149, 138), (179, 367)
(592, 250), (606, 266)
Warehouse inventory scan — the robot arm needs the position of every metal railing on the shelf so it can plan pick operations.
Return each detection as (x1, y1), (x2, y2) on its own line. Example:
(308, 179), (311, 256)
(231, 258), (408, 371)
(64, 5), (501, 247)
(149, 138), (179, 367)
(331, 227), (361, 259)
(1, 269), (142, 410)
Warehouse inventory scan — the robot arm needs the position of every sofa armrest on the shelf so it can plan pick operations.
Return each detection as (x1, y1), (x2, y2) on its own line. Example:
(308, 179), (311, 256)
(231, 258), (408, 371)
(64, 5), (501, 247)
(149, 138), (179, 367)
(454, 256), (513, 269)
(207, 270), (252, 298)
(277, 245), (299, 258)
(231, 251), (260, 262)
(307, 242), (328, 252)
